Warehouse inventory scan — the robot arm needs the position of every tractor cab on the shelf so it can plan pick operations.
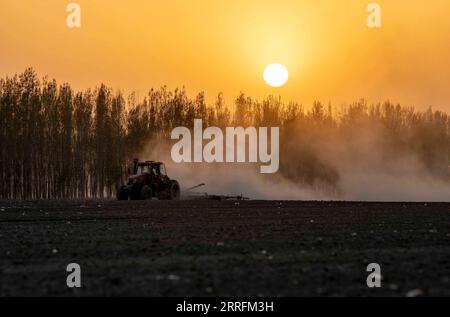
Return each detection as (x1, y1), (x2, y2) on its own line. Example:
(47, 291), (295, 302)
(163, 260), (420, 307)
(134, 161), (167, 178)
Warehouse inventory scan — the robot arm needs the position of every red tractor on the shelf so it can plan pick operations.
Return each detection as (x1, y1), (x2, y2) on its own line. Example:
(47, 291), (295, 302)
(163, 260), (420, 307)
(117, 159), (181, 201)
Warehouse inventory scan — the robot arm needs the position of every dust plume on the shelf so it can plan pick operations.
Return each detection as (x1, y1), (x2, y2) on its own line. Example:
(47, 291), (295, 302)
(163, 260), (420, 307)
(141, 142), (323, 200)
(139, 101), (450, 202)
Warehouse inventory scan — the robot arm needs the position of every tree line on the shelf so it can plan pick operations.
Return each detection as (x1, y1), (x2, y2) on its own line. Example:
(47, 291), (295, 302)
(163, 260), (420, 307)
(1, 68), (449, 199)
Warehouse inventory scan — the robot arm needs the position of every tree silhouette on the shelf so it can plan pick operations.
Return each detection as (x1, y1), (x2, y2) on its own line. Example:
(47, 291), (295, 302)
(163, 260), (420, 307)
(0, 69), (449, 199)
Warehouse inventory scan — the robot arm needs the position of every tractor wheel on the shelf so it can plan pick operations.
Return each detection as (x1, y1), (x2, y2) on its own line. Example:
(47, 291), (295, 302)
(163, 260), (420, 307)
(130, 192), (140, 200)
(157, 190), (169, 201)
(117, 187), (129, 201)
(168, 180), (181, 200)
(140, 185), (153, 200)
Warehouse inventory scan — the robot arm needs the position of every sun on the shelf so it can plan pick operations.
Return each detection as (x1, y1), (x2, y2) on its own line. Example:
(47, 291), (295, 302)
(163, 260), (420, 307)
(263, 64), (289, 87)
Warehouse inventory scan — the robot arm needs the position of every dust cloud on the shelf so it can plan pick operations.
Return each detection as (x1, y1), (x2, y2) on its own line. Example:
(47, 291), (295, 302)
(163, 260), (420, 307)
(140, 135), (450, 202)
(140, 115), (450, 202)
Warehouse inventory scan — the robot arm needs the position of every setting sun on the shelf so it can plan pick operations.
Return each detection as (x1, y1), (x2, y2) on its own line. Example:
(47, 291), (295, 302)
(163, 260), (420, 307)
(264, 64), (289, 88)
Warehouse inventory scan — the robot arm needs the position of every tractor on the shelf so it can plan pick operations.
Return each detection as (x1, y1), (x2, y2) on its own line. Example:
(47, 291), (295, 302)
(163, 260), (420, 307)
(117, 159), (181, 201)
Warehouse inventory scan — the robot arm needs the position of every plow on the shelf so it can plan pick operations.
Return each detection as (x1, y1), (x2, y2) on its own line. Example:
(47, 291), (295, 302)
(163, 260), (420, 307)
(183, 183), (250, 201)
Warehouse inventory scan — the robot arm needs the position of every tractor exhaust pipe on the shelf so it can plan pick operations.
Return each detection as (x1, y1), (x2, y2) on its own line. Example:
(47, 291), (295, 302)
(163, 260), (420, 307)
(133, 158), (139, 175)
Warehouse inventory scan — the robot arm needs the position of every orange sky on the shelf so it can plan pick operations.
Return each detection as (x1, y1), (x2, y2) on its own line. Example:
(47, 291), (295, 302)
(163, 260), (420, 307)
(1, 0), (450, 110)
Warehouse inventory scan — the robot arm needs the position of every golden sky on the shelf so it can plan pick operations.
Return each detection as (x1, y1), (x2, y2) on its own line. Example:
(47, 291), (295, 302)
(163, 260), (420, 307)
(1, 0), (450, 110)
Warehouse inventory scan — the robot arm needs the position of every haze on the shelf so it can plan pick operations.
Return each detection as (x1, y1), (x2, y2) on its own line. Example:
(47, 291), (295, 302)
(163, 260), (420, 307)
(1, 0), (450, 110)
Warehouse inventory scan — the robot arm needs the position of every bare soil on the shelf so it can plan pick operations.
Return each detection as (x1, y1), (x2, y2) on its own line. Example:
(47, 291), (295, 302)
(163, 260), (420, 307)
(0, 200), (449, 297)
